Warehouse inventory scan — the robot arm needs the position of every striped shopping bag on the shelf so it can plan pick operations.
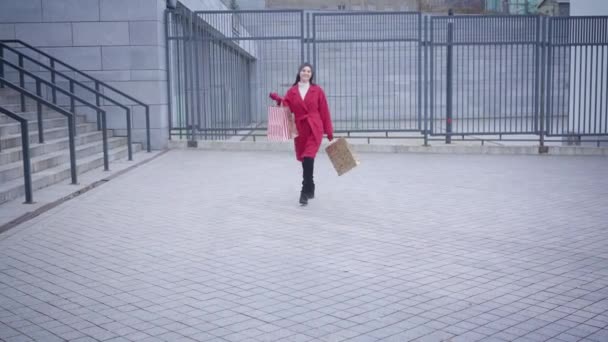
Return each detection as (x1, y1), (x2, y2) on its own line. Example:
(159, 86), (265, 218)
(267, 106), (297, 141)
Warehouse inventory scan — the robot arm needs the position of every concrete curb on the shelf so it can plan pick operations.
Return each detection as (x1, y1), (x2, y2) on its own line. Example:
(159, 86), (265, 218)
(168, 140), (608, 156)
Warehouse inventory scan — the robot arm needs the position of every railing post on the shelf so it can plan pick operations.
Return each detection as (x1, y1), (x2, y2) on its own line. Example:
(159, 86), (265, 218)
(67, 116), (78, 185)
(145, 106), (151, 152)
(50, 59), (57, 104)
(20, 121), (33, 204)
(95, 81), (101, 131)
(0, 45), (4, 88)
(445, 9), (454, 144)
(126, 108), (133, 161)
(423, 15), (429, 147)
(36, 80), (44, 143)
(538, 16), (548, 153)
(165, 9), (174, 141)
(101, 110), (109, 171)
(69, 80), (77, 137)
(19, 55), (25, 112)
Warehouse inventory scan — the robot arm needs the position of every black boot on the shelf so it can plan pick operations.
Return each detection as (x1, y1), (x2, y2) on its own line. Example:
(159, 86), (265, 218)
(299, 189), (308, 205)
(303, 157), (315, 199)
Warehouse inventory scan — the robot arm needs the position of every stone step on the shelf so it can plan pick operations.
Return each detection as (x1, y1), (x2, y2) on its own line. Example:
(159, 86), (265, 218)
(0, 116), (87, 135)
(0, 91), (42, 106)
(0, 103), (55, 114)
(0, 122), (98, 150)
(0, 130), (115, 166)
(0, 137), (129, 183)
(0, 110), (64, 124)
(0, 143), (143, 205)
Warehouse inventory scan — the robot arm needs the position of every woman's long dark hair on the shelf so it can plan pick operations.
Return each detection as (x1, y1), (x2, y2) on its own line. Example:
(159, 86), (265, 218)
(292, 62), (315, 86)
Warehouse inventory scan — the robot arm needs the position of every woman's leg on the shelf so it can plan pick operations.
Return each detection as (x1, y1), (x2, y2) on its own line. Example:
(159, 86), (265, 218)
(303, 157), (314, 199)
(299, 157), (315, 205)
(300, 159), (308, 205)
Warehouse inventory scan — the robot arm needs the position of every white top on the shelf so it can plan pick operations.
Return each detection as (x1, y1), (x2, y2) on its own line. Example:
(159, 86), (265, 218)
(298, 82), (310, 100)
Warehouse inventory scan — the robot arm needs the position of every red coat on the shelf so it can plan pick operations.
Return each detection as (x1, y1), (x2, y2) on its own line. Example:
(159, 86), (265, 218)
(280, 84), (334, 161)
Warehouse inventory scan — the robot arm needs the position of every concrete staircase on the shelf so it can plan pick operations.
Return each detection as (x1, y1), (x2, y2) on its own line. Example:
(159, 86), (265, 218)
(0, 88), (142, 204)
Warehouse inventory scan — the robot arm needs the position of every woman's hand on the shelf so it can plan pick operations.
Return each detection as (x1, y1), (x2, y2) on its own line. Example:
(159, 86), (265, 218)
(269, 92), (283, 106)
(327, 134), (334, 142)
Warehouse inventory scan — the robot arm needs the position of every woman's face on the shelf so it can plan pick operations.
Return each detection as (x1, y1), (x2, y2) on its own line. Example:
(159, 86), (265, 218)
(299, 66), (312, 83)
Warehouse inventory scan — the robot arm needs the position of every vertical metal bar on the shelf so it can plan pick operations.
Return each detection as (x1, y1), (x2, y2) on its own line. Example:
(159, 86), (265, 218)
(539, 16), (547, 149)
(50, 59), (57, 104)
(36, 80), (43, 143)
(145, 105), (151, 152)
(601, 44), (606, 135)
(594, 33), (600, 135)
(520, 23), (526, 133)
(583, 42), (589, 134)
(220, 41), (226, 140)
(546, 20), (554, 137)
(534, 16), (542, 144)
(194, 24), (202, 135)
(574, 20), (581, 135)
(493, 19), (498, 134)
(373, 18), (377, 130)
(126, 108), (133, 160)
(69, 80), (77, 137)
(312, 14), (317, 71)
(19, 56), (25, 112)
(509, 25), (514, 134)
(212, 35), (217, 140)
(483, 38), (487, 133)
(562, 19), (568, 135)
(0, 45), (4, 88)
(430, 18), (435, 135)
(418, 13), (422, 133)
(300, 11), (305, 63)
(306, 12), (310, 62)
(498, 27), (503, 134)
(187, 14), (194, 141)
(68, 116), (78, 185)
(577, 40), (583, 135)
(468, 19), (473, 134)
(95, 81), (101, 131)
(394, 16), (398, 131)
(101, 110), (109, 171)
(446, 11), (453, 143)
(175, 17), (183, 139)
(165, 10), (174, 140)
(423, 15), (428, 146)
(20, 120), (33, 203)
(180, 13), (187, 139)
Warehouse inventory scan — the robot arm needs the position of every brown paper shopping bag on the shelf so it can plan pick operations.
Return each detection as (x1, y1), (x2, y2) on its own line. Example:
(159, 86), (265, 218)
(325, 137), (360, 176)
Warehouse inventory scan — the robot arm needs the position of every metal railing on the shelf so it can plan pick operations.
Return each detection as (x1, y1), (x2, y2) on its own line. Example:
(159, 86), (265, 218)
(0, 40), (151, 153)
(166, 9), (608, 147)
(0, 56), (110, 171)
(0, 43), (138, 160)
(0, 75), (78, 185)
(0, 105), (33, 204)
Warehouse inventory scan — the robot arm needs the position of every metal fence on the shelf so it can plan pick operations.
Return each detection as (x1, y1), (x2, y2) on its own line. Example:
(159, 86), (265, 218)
(428, 15), (546, 139)
(166, 5), (608, 145)
(546, 16), (608, 139)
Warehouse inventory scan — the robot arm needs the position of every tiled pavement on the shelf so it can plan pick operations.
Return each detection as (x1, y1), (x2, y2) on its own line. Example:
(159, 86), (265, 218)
(1, 149), (607, 342)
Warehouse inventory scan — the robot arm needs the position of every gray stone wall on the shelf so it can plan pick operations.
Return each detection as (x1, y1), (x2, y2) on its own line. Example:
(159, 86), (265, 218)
(0, 0), (247, 148)
(0, 0), (169, 149)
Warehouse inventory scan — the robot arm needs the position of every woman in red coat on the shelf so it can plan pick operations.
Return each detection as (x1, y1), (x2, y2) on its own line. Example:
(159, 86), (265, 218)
(270, 63), (334, 205)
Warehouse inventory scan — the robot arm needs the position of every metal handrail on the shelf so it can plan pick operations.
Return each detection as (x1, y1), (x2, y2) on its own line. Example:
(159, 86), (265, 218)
(0, 76), (78, 185)
(0, 40), (151, 152)
(0, 43), (143, 154)
(0, 57), (111, 169)
(0, 105), (33, 204)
